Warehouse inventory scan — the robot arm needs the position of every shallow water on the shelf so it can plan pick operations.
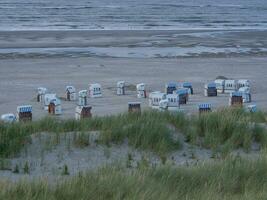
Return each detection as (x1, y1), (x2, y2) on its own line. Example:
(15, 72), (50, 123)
(1, 46), (267, 59)
(0, 0), (267, 30)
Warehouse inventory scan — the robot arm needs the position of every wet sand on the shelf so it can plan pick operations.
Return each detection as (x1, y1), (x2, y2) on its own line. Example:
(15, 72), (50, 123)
(0, 29), (267, 59)
(0, 29), (267, 49)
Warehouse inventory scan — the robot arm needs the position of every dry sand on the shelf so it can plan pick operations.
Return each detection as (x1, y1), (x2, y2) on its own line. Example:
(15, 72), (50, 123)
(0, 56), (267, 119)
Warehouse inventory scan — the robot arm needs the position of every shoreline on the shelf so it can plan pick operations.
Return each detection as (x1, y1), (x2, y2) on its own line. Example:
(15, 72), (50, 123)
(0, 29), (267, 59)
(1, 29), (267, 46)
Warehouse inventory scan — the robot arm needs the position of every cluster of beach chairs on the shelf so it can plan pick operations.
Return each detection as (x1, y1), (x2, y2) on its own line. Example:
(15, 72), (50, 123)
(149, 78), (255, 114)
(0, 78), (257, 123)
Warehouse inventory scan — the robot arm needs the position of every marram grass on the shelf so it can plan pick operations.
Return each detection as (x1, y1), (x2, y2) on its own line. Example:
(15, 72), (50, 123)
(1, 154), (267, 200)
(0, 111), (185, 157)
(186, 108), (267, 154)
(0, 109), (267, 200)
(0, 108), (266, 158)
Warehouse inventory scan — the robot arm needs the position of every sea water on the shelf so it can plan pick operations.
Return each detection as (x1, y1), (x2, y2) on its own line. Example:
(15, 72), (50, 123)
(0, 0), (266, 30)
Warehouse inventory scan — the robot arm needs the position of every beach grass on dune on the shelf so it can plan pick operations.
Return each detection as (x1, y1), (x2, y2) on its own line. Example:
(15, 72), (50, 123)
(0, 108), (266, 158)
(185, 108), (267, 153)
(0, 111), (184, 157)
(1, 109), (267, 199)
(100, 111), (181, 155)
(1, 154), (267, 200)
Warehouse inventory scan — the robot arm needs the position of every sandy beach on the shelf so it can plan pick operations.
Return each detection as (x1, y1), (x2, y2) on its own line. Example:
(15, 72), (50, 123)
(1, 56), (267, 119)
(0, 30), (267, 119)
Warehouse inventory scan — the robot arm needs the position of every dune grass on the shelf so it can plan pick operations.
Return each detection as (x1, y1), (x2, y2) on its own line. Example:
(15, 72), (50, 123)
(0, 111), (185, 157)
(185, 108), (267, 155)
(1, 154), (267, 199)
(100, 111), (181, 155)
(1, 109), (267, 199)
(0, 108), (266, 158)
